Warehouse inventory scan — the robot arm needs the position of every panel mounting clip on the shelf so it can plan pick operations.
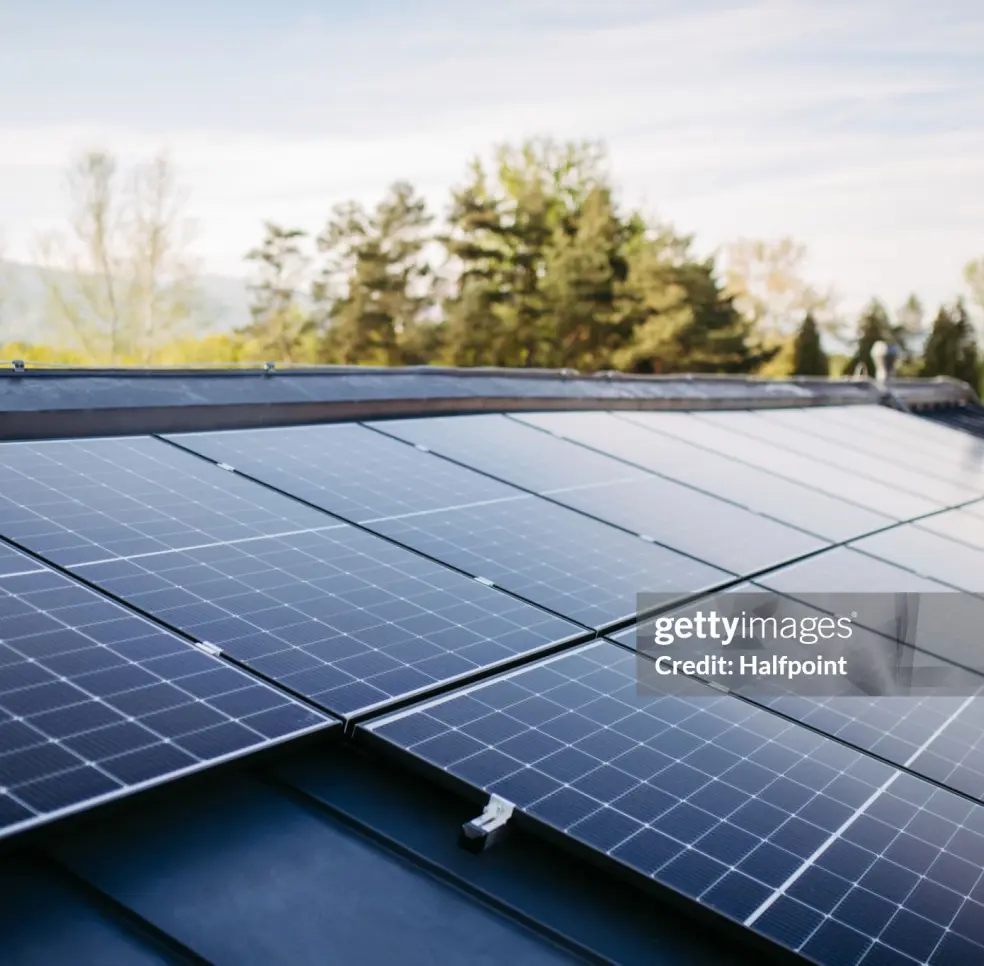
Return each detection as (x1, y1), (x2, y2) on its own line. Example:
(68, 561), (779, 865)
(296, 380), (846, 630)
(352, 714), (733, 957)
(459, 794), (515, 853)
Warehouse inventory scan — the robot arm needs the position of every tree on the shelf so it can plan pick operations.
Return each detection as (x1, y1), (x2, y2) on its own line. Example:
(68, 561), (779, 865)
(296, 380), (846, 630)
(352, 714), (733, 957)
(36, 149), (206, 363)
(316, 182), (434, 366)
(845, 299), (893, 376)
(242, 223), (315, 362)
(721, 236), (838, 342)
(921, 299), (980, 387)
(442, 138), (613, 368)
(791, 312), (829, 376)
(614, 235), (776, 374)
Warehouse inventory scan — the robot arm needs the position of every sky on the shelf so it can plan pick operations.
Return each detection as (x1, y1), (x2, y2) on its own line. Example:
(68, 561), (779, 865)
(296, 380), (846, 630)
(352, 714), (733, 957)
(1, 0), (982, 319)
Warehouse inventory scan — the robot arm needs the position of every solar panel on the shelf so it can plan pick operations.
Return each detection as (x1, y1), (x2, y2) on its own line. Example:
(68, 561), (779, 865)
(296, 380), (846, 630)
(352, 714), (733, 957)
(0, 437), (586, 718)
(371, 415), (829, 576)
(722, 410), (980, 506)
(166, 426), (732, 629)
(616, 412), (903, 534)
(364, 641), (984, 966)
(366, 496), (730, 628)
(166, 424), (515, 523)
(71, 527), (585, 719)
(609, 614), (984, 801)
(915, 508), (984, 553)
(0, 542), (331, 840)
(851, 525), (984, 594)
(777, 405), (984, 483)
(369, 414), (652, 493)
(511, 412), (937, 528)
(0, 437), (330, 567)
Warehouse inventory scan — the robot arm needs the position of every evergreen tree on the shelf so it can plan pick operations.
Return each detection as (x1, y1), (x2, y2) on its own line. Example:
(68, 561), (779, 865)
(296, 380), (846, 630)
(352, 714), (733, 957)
(242, 223), (315, 362)
(791, 312), (829, 375)
(442, 139), (611, 368)
(921, 299), (980, 387)
(613, 236), (774, 374)
(316, 182), (433, 366)
(845, 299), (893, 376)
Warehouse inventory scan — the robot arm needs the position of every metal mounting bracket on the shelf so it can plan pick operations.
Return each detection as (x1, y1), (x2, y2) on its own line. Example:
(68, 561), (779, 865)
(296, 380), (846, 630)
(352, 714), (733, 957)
(459, 794), (515, 853)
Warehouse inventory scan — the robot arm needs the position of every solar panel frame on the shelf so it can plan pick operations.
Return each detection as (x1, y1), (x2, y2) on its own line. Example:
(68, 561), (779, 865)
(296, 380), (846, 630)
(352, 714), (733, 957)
(0, 542), (333, 842)
(363, 640), (984, 966)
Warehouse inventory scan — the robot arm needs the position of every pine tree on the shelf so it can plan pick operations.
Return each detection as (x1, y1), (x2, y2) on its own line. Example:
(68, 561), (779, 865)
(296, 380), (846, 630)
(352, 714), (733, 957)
(242, 223), (315, 362)
(791, 312), (829, 375)
(316, 183), (433, 366)
(845, 299), (893, 376)
(921, 299), (980, 387)
(613, 236), (774, 374)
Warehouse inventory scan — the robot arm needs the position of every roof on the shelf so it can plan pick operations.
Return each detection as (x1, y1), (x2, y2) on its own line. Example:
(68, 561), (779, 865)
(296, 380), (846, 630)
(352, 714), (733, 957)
(1, 366), (983, 966)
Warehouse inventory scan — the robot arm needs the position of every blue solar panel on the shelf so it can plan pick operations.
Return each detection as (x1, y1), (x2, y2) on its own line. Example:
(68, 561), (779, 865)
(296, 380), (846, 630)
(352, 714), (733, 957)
(365, 641), (984, 966)
(166, 426), (732, 628)
(0, 437), (329, 567)
(513, 412), (939, 525)
(370, 415), (829, 576)
(0, 437), (585, 718)
(73, 528), (585, 718)
(609, 618), (984, 802)
(0, 542), (331, 840)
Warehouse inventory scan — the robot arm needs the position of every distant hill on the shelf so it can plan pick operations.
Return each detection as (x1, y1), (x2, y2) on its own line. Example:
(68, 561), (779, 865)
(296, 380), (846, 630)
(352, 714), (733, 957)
(0, 260), (251, 342)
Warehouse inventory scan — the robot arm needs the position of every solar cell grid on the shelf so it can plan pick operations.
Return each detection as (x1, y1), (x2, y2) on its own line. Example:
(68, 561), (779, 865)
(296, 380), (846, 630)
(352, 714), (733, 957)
(370, 414), (830, 575)
(0, 437), (330, 567)
(511, 411), (938, 527)
(165, 425), (731, 628)
(366, 641), (984, 966)
(367, 495), (730, 628)
(0, 543), (330, 840)
(611, 615), (984, 801)
(166, 424), (516, 523)
(71, 527), (586, 718)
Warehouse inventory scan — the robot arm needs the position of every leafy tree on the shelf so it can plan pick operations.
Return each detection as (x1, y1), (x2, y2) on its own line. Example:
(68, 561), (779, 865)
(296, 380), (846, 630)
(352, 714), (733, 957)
(35, 149), (207, 363)
(921, 299), (980, 387)
(791, 312), (829, 375)
(242, 223), (316, 362)
(845, 299), (893, 376)
(315, 183), (433, 366)
(721, 236), (838, 341)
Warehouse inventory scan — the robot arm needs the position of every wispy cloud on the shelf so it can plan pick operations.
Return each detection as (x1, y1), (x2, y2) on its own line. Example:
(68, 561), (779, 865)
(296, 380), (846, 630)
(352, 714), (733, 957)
(0, 0), (982, 317)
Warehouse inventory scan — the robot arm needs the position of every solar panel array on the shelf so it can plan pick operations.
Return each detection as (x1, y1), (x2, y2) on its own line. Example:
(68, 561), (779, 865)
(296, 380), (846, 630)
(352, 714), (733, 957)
(0, 541), (330, 839)
(3, 403), (984, 966)
(165, 425), (733, 627)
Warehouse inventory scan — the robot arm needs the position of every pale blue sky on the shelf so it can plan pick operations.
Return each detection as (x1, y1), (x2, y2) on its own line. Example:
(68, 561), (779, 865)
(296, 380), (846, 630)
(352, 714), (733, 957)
(1, 0), (982, 316)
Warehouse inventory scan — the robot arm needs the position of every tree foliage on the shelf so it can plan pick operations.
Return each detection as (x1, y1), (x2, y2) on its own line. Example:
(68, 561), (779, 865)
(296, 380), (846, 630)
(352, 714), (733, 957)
(921, 299), (980, 387)
(791, 312), (829, 376)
